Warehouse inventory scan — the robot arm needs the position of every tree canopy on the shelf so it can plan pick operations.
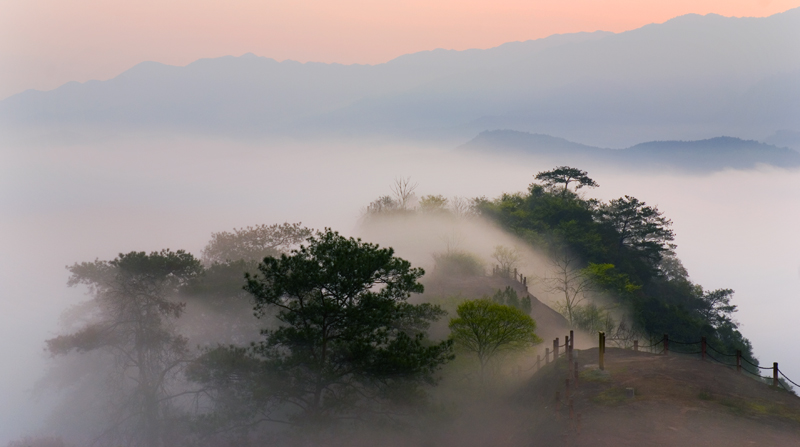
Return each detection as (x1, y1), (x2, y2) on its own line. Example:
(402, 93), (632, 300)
(201, 222), (312, 264)
(449, 299), (540, 378)
(190, 229), (453, 428)
(534, 166), (599, 196)
(47, 250), (202, 447)
(475, 167), (755, 367)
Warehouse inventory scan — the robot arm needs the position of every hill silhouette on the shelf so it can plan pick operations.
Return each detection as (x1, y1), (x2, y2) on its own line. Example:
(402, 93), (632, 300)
(461, 130), (800, 171)
(1, 9), (798, 147)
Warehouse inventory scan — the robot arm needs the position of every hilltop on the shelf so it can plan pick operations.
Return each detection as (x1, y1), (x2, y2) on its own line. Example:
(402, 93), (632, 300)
(413, 348), (800, 447)
(525, 348), (800, 446)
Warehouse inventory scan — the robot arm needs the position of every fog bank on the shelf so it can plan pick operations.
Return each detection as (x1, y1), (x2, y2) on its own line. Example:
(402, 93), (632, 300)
(0, 136), (798, 442)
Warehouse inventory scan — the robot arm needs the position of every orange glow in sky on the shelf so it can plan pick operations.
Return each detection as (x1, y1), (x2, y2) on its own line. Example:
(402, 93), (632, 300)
(1, 0), (798, 98)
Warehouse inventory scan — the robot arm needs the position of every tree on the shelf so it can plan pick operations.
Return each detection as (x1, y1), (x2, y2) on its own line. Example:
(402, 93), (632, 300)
(390, 177), (418, 210)
(596, 195), (675, 265)
(201, 222), (313, 265)
(491, 245), (522, 272)
(191, 229), (453, 428)
(534, 166), (598, 197)
(544, 253), (594, 327)
(491, 286), (531, 315)
(572, 303), (616, 334)
(448, 299), (541, 379)
(365, 195), (400, 215)
(419, 194), (449, 214)
(363, 178), (418, 217)
(432, 250), (485, 277)
(697, 288), (737, 329)
(449, 196), (473, 218)
(46, 250), (202, 447)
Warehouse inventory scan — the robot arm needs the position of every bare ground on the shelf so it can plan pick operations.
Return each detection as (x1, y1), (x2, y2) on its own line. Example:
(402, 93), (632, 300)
(518, 348), (800, 447)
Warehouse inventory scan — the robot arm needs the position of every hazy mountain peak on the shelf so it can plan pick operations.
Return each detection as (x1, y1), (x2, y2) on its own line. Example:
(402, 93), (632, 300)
(462, 131), (800, 171)
(1, 10), (797, 147)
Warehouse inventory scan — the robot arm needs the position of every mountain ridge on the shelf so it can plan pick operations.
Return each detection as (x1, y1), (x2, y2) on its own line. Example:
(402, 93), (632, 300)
(1, 8), (798, 148)
(461, 130), (800, 171)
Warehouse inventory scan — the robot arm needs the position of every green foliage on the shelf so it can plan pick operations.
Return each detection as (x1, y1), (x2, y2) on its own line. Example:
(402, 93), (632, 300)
(432, 250), (485, 277)
(475, 166), (755, 365)
(534, 166), (599, 197)
(697, 288), (737, 328)
(491, 286), (531, 315)
(181, 259), (263, 346)
(192, 229), (453, 428)
(572, 303), (616, 334)
(583, 263), (641, 298)
(448, 299), (541, 377)
(597, 195), (675, 271)
(419, 194), (449, 214)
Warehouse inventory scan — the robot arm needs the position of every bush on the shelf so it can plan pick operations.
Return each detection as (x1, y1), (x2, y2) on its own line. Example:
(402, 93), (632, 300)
(432, 251), (485, 276)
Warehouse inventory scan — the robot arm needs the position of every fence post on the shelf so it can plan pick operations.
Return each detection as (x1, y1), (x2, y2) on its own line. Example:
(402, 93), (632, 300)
(736, 350), (742, 373)
(574, 361), (579, 385)
(634, 340), (638, 352)
(701, 337), (706, 360)
(566, 335), (572, 362)
(554, 338), (560, 358)
(774, 363), (779, 387)
(599, 331), (605, 371)
(546, 347), (550, 365)
(663, 334), (669, 355)
(570, 330), (574, 350)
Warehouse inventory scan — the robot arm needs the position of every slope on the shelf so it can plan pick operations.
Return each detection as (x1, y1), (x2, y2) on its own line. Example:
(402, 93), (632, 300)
(520, 348), (800, 446)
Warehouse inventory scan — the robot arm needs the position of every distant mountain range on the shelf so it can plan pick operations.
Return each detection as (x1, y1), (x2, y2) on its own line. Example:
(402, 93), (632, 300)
(1, 8), (799, 148)
(461, 131), (800, 171)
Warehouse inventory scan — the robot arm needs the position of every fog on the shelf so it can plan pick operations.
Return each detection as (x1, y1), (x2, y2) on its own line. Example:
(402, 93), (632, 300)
(1, 136), (799, 443)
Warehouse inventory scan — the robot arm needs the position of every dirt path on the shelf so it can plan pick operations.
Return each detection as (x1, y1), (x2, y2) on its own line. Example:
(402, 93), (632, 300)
(522, 348), (800, 447)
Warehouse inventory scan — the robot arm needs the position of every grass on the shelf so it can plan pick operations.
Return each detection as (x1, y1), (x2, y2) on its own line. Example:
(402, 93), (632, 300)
(580, 369), (611, 383)
(591, 387), (631, 406)
(698, 390), (713, 401)
(695, 390), (800, 423)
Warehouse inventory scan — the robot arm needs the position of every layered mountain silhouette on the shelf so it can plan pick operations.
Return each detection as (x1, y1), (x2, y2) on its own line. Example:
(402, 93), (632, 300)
(1, 8), (798, 148)
(461, 131), (800, 171)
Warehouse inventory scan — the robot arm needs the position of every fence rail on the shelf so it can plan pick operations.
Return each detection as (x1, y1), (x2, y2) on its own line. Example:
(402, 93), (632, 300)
(491, 264), (529, 290)
(537, 330), (798, 439)
(604, 332), (797, 391)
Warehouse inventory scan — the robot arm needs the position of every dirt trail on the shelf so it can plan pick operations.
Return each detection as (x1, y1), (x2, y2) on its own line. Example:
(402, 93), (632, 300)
(522, 348), (800, 446)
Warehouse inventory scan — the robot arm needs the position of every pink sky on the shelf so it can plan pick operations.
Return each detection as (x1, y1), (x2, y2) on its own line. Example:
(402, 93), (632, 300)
(1, 0), (798, 99)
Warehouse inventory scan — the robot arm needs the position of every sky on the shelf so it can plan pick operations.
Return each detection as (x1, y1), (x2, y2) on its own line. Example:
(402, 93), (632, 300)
(1, 0), (799, 100)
